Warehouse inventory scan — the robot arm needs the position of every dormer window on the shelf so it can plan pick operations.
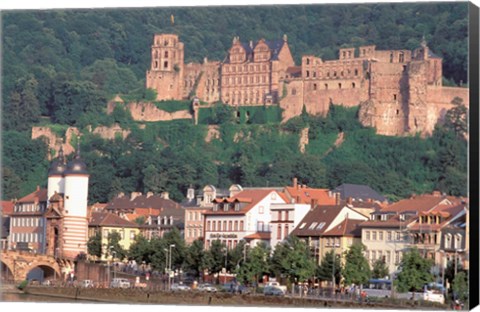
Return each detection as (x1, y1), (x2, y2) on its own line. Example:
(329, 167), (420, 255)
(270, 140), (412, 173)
(235, 203), (240, 211)
(223, 204), (228, 212)
(213, 204), (218, 211)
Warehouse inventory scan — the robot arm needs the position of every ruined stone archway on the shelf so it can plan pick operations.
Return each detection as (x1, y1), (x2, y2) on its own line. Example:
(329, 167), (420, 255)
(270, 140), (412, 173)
(26, 265), (59, 282)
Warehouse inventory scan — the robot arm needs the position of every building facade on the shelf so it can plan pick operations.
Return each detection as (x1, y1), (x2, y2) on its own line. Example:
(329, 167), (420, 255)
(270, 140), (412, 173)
(203, 189), (288, 249)
(145, 34), (468, 136)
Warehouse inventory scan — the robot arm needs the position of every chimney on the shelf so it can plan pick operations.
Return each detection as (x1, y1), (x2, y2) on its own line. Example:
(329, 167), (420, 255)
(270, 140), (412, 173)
(131, 192), (142, 200)
(432, 190), (441, 197)
(146, 192), (154, 198)
(36, 185), (40, 192)
(335, 192), (341, 205)
(161, 192), (169, 200)
(293, 177), (298, 189)
(310, 199), (318, 211)
(346, 197), (353, 205)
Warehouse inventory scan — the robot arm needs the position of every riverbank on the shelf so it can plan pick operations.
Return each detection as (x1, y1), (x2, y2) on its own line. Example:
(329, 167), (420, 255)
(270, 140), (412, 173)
(21, 286), (448, 310)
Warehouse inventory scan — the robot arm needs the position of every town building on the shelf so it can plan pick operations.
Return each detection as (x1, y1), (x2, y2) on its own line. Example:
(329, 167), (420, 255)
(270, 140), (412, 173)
(104, 191), (184, 239)
(8, 186), (48, 253)
(88, 211), (140, 261)
(203, 189), (289, 249)
(332, 183), (387, 203)
(284, 178), (337, 206)
(359, 192), (458, 274)
(1, 201), (14, 250)
(291, 203), (368, 264)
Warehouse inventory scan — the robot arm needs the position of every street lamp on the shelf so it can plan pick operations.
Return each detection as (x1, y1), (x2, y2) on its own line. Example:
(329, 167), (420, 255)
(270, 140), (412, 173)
(223, 247), (228, 284)
(168, 244), (175, 290)
(112, 250), (117, 280)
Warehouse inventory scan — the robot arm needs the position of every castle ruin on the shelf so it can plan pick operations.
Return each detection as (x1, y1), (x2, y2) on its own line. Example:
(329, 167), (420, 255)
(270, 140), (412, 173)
(146, 34), (469, 136)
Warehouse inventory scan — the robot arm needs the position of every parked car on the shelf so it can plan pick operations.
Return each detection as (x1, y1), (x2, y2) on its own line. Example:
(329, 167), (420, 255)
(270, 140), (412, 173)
(264, 286), (285, 296)
(80, 280), (95, 288)
(171, 282), (190, 291)
(197, 283), (217, 293)
(110, 278), (131, 288)
(222, 282), (251, 294)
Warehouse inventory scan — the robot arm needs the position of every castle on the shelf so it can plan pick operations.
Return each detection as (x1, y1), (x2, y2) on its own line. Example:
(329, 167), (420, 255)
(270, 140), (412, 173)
(146, 34), (469, 136)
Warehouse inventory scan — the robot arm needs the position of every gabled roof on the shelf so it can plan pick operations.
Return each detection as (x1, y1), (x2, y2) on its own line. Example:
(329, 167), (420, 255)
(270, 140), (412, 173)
(89, 212), (137, 228)
(322, 218), (363, 237)
(408, 203), (466, 232)
(225, 38), (287, 64)
(381, 194), (451, 213)
(244, 232), (271, 240)
(291, 204), (344, 237)
(1, 201), (15, 216)
(204, 189), (286, 215)
(17, 187), (48, 203)
(285, 186), (336, 206)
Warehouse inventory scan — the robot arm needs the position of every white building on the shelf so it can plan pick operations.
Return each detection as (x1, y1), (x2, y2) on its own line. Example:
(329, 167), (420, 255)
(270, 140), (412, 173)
(203, 189), (288, 249)
(270, 202), (310, 249)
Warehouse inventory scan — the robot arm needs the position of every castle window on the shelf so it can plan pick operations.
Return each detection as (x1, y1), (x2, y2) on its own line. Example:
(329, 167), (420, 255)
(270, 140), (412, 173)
(342, 51), (346, 59)
(306, 70), (310, 78)
(399, 52), (404, 63)
(164, 51), (168, 58)
(390, 52), (394, 63)
(396, 109), (400, 115)
(291, 88), (297, 95)
(333, 71), (337, 77)
(313, 83), (317, 91)
(354, 69), (358, 76)
(352, 82), (355, 88)
(155, 61), (158, 68)
(403, 65), (407, 72)
(325, 84), (328, 90)
(306, 58), (310, 65)
(338, 83), (342, 89)
(341, 71), (344, 76)
(313, 71), (317, 78)
(164, 40), (168, 46)
(393, 94), (397, 101)
(164, 61), (168, 69)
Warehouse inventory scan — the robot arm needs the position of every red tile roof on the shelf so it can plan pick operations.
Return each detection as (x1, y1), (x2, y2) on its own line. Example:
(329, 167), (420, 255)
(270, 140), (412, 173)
(243, 232), (271, 240)
(1, 201), (15, 216)
(322, 218), (364, 237)
(291, 204), (343, 237)
(285, 186), (336, 206)
(408, 203), (466, 232)
(89, 212), (138, 228)
(381, 194), (451, 213)
(17, 187), (48, 203)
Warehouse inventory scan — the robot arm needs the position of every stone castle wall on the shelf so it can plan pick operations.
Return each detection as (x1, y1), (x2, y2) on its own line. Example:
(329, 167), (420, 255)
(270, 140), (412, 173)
(107, 102), (192, 122)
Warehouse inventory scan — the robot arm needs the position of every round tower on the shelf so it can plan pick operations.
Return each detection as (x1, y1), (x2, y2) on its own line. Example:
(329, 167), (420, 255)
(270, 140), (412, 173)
(62, 143), (89, 258)
(47, 146), (66, 201)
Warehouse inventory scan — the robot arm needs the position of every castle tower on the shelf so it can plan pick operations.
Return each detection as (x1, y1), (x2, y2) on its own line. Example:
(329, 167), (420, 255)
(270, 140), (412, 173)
(47, 146), (66, 202)
(62, 142), (89, 259)
(146, 34), (185, 101)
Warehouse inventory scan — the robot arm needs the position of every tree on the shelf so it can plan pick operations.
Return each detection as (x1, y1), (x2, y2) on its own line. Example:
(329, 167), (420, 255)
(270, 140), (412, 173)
(372, 258), (389, 279)
(452, 271), (468, 302)
(444, 97), (468, 138)
(3, 75), (40, 131)
(107, 231), (127, 260)
(128, 234), (153, 264)
(317, 250), (342, 285)
(236, 242), (270, 286)
(270, 236), (316, 283)
(395, 248), (434, 297)
(184, 239), (208, 278)
(204, 240), (227, 282)
(342, 243), (371, 287)
(87, 231), (102, 259)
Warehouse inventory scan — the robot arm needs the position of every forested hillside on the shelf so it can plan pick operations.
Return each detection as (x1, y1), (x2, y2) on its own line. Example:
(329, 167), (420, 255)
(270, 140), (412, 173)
(1, 3), (469, 203)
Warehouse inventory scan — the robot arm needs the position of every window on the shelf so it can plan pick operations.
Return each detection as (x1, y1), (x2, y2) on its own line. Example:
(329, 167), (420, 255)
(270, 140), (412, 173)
(352, 82), (355, 88)
(393, 94), (397, 101)
(188, 229), (192, 238)
(386, 251), (391, 264)
(240, 220), (244, 231)
(164, 51), (168, 58)
(212, 221), (216, 231)
(164, 61), (168, 69)
(284, 224), (289, 238)
(228, 221), (232, 231)
(379, 231), (384, 241)
(277, 225), (282, 239)
(309, 222), (318, 230)
(234, 221), (238, 231)
(445, 233), (452, 248)
(207, 221), (211, 231)
(395, 251), (400, 264)
(223, 221), (227, 231)
(396, 232), (401, 241)
(366, 231), (371, 240)
(299, 222), (306, 229)
(130, 231), (135, 240)
(372, 250), (376, 261)
(455, 234), (462, 249)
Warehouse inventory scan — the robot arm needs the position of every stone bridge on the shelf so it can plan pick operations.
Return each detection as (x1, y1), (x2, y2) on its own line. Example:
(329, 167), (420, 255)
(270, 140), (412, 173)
(0, 250), (64, 282)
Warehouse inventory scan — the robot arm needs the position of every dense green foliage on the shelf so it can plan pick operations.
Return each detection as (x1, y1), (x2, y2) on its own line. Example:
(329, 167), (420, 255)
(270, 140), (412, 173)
(342, 243), (371, 286)
(2, 3), (468, 132)
(1, 4), (469, 205)
(395, 248), (434, 293)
